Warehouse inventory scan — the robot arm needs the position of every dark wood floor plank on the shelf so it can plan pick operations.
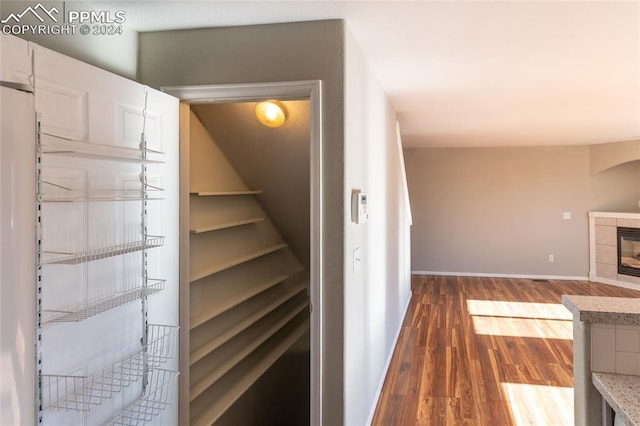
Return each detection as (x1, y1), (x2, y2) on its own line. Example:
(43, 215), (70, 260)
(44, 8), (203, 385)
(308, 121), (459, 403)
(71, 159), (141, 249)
(371, 275), (640, 425)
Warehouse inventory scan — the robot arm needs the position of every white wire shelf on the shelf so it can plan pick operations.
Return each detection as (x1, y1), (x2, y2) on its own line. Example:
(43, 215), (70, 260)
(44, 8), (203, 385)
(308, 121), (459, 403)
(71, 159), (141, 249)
(107, 368), (179, 426)
(42, 324), (178, 413)
(42, 278), (165, 323)
(39, 134), (165, 164)
(39, 180), (165, 203)
(41, 236), (165, 265)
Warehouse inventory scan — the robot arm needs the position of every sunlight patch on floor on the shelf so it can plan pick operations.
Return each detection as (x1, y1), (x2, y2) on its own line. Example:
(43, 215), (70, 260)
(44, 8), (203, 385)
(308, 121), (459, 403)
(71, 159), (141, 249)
(467, 300), (573, 320)
(468, 299), (573, 338)
(471, 315), (573, 339)
(502, 382), (573, 425)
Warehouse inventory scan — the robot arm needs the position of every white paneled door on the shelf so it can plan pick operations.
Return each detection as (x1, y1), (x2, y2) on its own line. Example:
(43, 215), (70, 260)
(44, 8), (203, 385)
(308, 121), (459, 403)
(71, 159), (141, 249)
(1, 34), (179, 426)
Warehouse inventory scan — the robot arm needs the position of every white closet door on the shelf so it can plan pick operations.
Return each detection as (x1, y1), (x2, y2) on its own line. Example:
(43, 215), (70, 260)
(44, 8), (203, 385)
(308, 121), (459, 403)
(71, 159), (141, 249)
(144, 86), (179, 332)
(34, 45), (146, 148)
(143, 86), (180, 426)
(0, 34), (33, 89)
(34, 45), (179, 426)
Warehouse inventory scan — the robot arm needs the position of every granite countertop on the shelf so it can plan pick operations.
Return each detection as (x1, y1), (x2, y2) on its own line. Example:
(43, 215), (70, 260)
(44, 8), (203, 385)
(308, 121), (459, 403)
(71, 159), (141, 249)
(561, 295), (640, 325)
(592, 372), (640, 426)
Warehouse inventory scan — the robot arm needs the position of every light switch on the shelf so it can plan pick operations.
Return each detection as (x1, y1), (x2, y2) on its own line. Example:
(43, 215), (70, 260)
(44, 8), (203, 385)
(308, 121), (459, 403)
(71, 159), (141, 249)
(353, 247), (362, 273)
(563, 212), (571, 220)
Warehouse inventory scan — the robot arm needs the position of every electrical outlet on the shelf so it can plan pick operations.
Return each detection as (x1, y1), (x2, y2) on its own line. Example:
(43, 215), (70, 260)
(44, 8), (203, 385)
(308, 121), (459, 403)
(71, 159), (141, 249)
(548, 254), (555, 263)
(563, 212), (571, 220)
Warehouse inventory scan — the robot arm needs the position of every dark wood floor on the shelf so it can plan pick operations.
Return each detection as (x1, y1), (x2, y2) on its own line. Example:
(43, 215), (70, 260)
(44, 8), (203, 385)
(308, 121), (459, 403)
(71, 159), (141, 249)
(371, 275), (640, 425)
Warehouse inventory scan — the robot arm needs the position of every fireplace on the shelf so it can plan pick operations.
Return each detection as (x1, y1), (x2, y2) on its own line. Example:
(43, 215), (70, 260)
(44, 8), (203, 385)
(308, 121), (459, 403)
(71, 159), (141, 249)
(618, 227), (640, 278)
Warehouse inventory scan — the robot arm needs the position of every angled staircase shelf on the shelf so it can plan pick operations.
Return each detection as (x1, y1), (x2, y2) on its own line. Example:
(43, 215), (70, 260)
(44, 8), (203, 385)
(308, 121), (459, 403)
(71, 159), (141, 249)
(189, 243), (288, 283)
(189, 217), (264, 234)
(190, 281), (308, 365)
(190, 273), (291, 329)
(186, 110), (310, 423)
(190, 190), (262, 196)
(190, 317), (310, 426)
(189, 298), (309, 401)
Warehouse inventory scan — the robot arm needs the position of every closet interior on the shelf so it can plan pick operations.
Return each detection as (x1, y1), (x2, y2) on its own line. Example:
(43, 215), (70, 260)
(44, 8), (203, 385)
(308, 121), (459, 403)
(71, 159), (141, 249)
(181, 101), (312, 425)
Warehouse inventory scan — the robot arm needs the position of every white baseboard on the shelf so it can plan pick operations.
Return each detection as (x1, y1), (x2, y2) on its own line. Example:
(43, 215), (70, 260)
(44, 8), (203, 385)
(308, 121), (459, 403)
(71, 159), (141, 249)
(365, 290), (412, 426)
(587, 274), (640, 291)
(412, 270), (589, 281)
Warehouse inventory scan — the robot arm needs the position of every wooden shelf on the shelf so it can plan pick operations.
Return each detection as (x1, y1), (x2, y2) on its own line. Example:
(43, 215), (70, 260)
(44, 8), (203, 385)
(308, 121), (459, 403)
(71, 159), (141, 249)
(190, 274), (291, 329)
(190, 190), (262, 196)
(190, 282), (307, 364)
(189, 243), (287, 283)
(190, 300), (308, 401)
(189, 217), (264, 234)
(190, 317), (310, 426)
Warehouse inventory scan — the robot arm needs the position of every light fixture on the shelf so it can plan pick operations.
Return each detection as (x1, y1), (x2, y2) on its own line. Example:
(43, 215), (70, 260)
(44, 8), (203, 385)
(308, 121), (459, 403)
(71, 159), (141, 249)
(255, 101), (287, 128)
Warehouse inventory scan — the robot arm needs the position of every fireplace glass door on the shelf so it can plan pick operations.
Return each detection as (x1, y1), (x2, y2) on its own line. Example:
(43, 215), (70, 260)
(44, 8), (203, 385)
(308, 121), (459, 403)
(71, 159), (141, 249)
(618, 227), (640, 278)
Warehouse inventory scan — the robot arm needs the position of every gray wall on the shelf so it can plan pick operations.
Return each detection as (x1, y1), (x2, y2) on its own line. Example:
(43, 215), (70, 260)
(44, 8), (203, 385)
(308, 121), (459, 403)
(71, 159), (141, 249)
(139, 21), (347, 424)
(140, 21), (413, 424)
(406, 146), (640, 277)
(343, 27), (412, 425)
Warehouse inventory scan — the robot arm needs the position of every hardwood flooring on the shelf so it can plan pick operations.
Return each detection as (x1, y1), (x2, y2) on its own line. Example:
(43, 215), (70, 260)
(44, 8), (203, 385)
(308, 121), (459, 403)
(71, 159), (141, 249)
(371, 275), (640, 425)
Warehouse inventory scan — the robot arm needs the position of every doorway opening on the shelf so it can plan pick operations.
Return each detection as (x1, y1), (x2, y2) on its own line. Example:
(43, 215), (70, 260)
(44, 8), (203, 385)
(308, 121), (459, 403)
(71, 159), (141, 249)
(164, 81), (322, 426)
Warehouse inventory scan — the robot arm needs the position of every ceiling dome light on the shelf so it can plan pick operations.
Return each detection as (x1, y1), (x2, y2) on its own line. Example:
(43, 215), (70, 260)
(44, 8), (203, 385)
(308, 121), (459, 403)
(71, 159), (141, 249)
(255, 101), (287, 128)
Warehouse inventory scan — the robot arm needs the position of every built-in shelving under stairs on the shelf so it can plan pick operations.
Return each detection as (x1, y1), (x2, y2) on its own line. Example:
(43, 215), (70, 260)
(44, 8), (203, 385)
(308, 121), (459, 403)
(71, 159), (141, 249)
(185, 110), (309, 425)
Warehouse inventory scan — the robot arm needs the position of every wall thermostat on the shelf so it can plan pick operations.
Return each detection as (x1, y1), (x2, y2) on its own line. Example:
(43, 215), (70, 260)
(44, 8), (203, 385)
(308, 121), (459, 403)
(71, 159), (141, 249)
(351, 190), (368, 224)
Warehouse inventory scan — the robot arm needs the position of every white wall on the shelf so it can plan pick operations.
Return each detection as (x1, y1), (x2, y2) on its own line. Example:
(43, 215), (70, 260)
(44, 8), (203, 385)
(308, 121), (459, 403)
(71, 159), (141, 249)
(406, 146), (640, 277)
(590, 139), (640, 175)
(343, 28), (412, 426)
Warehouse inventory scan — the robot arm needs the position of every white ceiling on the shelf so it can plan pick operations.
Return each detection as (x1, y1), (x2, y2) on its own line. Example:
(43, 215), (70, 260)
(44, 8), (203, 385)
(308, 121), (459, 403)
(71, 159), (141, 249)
(98, 1), (640, 148)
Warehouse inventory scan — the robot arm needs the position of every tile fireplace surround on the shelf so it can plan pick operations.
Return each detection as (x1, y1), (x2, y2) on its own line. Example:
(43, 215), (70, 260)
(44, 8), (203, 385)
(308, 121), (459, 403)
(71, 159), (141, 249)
(589, 211), (640, 290)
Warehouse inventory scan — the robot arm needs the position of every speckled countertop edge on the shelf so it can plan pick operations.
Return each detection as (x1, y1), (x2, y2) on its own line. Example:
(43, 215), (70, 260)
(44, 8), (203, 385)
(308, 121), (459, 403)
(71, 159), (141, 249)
(561, 295), (640, 325)
(592, 372), (640, 426)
